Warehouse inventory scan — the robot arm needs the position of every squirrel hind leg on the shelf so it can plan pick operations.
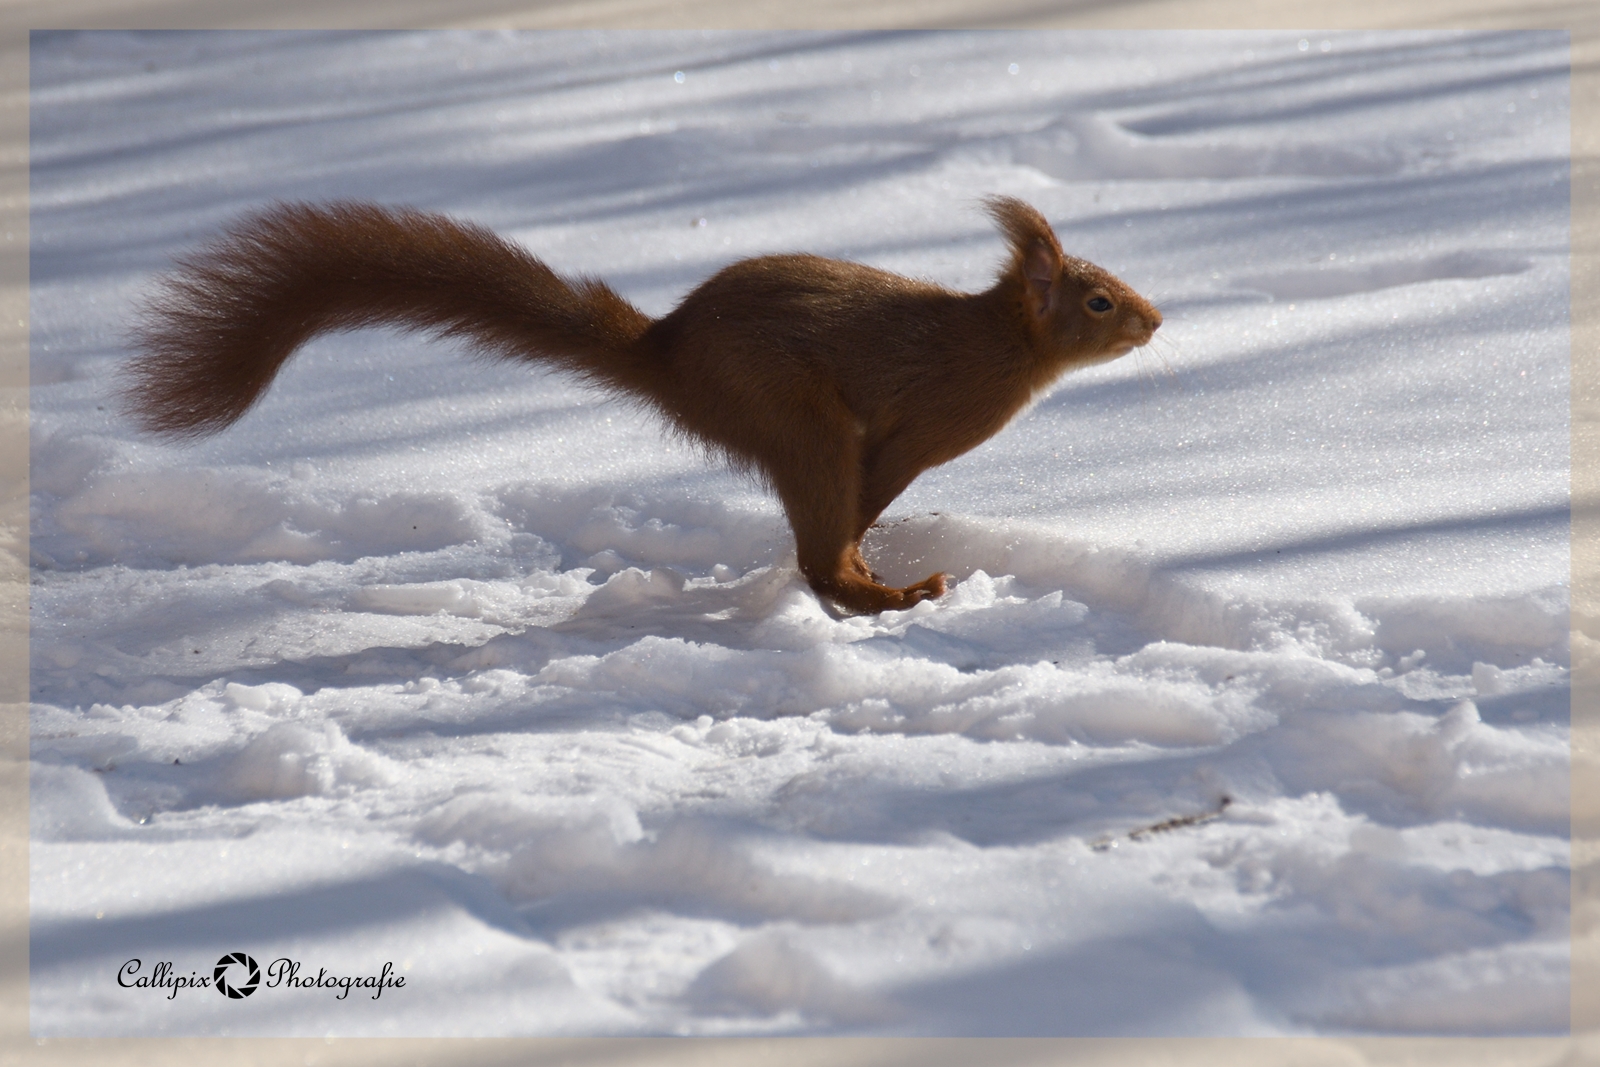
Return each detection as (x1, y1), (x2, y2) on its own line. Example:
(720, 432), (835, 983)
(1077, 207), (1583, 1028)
(787, 495), (940, 612)
(760, 398), (946, 614)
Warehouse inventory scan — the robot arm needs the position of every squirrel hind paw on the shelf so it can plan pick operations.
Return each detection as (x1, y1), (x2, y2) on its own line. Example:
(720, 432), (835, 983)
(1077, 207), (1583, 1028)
(812, 571), (948, 614)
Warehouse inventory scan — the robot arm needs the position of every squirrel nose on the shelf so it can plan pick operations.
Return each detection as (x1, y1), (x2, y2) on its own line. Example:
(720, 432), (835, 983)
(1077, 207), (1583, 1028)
(1146, 307), (1163, 330)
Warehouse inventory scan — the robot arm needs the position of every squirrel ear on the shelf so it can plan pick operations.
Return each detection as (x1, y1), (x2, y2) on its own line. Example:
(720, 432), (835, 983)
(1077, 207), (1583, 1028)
(984, 195), (1066, 321)
(1023, 239), (1060, 320)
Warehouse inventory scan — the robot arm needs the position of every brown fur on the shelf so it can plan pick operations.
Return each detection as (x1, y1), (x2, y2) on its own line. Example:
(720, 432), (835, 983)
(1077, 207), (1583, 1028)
(125, 197), (1160, 613)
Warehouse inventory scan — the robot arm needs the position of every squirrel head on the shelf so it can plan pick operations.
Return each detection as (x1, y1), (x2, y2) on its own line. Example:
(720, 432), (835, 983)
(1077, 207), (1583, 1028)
(985, 196), (1161, 369)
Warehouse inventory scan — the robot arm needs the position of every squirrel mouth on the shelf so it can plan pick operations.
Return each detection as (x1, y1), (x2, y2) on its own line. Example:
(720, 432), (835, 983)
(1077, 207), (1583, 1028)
(1115, 329), (1155, 352)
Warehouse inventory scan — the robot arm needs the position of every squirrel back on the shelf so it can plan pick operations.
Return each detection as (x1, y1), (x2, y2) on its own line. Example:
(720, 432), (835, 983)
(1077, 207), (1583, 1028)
(126, 197), (1160, 613)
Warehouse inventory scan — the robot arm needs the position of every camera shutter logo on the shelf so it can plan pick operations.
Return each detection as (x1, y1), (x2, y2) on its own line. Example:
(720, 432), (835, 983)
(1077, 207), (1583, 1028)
(213, 952), (260, 999)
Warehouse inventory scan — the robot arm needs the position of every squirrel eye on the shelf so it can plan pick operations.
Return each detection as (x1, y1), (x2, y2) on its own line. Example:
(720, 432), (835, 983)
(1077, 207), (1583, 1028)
(1086, 296), (1113, 313)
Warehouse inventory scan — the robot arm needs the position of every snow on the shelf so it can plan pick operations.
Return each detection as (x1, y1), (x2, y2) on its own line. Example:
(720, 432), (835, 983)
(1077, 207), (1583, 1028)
(27, 29), (1570, 1036)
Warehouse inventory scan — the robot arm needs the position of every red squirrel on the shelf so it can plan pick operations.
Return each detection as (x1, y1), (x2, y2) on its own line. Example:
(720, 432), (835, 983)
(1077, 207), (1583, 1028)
(125, 197), (1160, 614)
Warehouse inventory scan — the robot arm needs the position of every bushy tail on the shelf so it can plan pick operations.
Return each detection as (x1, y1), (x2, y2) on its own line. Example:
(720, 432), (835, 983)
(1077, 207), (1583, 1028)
(125, 202), (657, 438)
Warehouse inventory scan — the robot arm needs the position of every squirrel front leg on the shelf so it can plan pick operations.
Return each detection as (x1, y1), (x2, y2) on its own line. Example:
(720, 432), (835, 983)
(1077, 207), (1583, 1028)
(853, 431), (934, 543)
(837, 430), (948, 604)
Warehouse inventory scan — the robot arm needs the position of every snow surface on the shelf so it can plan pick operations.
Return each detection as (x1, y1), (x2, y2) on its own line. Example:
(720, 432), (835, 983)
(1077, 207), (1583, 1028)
(28, 29), (1570, 1036)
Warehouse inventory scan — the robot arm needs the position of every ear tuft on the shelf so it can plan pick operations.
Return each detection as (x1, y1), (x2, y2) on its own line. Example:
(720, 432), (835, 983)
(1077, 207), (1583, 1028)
(984, 196), (1065, 258)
